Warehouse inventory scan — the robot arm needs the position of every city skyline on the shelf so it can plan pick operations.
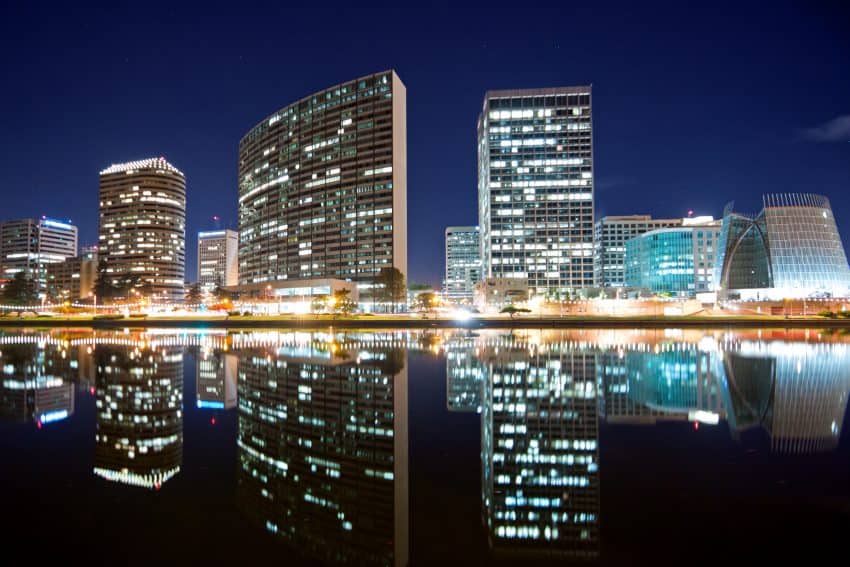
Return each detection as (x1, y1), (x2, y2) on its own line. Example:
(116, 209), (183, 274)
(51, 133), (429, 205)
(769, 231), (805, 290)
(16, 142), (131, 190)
(1, 2), (848, 287)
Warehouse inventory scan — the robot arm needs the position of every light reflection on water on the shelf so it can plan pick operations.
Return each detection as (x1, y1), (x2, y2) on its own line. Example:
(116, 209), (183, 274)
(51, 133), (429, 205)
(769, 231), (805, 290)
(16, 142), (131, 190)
(0, 327), (848, 565)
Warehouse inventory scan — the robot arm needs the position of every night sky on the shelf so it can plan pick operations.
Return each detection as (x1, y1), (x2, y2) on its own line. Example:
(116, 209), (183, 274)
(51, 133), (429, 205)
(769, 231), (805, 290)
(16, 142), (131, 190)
(1, 1), (848, 285)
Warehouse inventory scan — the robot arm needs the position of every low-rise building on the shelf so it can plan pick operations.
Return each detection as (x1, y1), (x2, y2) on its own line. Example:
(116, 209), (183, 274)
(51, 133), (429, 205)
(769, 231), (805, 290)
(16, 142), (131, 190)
(594, 215), (683, 288)
(226, 278), (358, 314)
(625, 217), (720, 298)
(473, 277), (530, 310)
(46, 246), (98, 301)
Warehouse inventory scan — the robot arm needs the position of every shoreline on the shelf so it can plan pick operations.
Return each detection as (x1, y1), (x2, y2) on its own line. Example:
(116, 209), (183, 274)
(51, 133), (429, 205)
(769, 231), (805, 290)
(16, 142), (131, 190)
(1, 315), (849, 329)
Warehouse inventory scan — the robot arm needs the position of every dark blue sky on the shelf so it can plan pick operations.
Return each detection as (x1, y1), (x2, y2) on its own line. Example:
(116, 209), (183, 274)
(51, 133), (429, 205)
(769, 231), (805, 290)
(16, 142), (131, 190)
(1, 1), (848, 285)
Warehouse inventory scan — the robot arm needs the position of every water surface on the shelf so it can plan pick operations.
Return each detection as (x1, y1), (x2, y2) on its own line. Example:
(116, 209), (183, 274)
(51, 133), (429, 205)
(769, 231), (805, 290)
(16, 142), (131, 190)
(1, 327), (848, 565)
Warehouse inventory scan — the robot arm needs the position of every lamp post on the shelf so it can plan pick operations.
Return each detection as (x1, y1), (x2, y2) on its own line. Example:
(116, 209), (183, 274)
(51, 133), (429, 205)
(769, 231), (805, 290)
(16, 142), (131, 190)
(265, 285), (272, 315)
(89, 291), (97, 318)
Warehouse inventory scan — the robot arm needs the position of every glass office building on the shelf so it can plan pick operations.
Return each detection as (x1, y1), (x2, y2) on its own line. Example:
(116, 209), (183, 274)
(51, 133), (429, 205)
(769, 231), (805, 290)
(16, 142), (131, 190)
(593, 215), (683, 288)
(715, 194), (850, 300)
(237, 70), (407, 300)
(0, 217), (78, 294)
(197, 229), (238, 292)
(444, 226), (482, 303)
(478, 86), (594, 296)
(624, 219), (720, 297)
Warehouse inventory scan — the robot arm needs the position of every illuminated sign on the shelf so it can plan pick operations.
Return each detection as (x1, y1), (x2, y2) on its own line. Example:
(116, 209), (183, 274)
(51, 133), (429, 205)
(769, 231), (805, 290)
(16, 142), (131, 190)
(41, 219), (75, 231)
(39, 409), (69, 424)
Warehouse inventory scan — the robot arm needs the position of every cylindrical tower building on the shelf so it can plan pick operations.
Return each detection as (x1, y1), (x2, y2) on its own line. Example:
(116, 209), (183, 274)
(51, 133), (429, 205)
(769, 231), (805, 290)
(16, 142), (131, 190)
(98, 157), (186, 302)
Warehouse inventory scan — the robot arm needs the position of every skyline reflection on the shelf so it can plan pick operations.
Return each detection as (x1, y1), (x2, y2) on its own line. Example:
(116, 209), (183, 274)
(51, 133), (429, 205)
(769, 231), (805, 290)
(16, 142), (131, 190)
(234, 332), (409, 566)
(0, 327), (847, 563)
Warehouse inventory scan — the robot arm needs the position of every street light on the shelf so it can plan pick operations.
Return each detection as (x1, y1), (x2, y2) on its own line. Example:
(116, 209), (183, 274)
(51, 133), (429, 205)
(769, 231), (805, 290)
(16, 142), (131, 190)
(89, 291), (97, 318)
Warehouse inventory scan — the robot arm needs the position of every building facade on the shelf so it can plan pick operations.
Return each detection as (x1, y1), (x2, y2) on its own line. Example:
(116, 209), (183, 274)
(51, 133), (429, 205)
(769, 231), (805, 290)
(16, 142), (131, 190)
(444, 226), (481, 303)
(594, 215), (683, 288)
(0, 217), (78, 293)
(197, 229), (238, 291)
(715, 194), (850, 300)
(478, 86), (594, 297)
(45, 245), (98, 301)
(624, 218), (720, 297)
(473, 277), (530, 310)
(237, 70), (407, 302)
(98, 158), (186, 301)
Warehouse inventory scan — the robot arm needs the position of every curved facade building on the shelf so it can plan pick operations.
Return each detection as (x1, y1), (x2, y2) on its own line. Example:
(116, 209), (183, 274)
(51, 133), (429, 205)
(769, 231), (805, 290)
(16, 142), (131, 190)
(237, 70), (407, 297)
(715, 194), (850, 300)
(624, 218), (721, 297)
(98, 157), (186, 301)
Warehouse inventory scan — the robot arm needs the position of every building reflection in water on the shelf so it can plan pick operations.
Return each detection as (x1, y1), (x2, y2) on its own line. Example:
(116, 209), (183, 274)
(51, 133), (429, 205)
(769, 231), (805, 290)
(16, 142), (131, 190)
(444, 328), (850, 560)
(600, 336), (850, 453)
(446, 333), (484, 413)
(723, 341), (850, 453)
(196, 352), (237, 410)
(234, 331), (409, 567)
(93, 343), (184, 489)
(0, 336), (85, 426)
(1, 327), (849, 560)
(475, 335), (600, 559)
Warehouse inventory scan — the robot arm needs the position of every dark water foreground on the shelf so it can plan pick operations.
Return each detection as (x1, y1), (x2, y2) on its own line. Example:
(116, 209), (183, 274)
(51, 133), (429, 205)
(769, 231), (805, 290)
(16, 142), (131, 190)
(1, 327), (848, 565)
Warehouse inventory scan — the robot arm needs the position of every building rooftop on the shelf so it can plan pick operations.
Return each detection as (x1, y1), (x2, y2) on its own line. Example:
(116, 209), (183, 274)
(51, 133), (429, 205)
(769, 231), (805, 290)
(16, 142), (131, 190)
(99, 157), (183, 177)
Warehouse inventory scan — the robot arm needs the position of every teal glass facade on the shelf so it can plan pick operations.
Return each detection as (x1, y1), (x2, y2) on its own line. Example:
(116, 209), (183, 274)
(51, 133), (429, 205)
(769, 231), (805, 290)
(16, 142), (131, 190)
(624, 224), (719, 297)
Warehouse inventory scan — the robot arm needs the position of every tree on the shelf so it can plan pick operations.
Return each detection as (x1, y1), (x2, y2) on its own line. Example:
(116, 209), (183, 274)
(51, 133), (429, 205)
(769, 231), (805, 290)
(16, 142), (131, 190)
(500, 305), (532, 319)
(1, 271), (37, 306)
(185, 282), (203, 305)
(412, 291), (438, 316)
(331, 289), (356, 318)
(374, 267), (406, 313)
(311, 294), (329, 314)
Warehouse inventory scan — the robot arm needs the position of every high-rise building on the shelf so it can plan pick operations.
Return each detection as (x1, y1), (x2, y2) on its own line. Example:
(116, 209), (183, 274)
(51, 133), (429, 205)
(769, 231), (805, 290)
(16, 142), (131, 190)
(45, 245), (98, 301)
(0, 217), (78, 293)
(594, 215), (683, 288)
(197, 229), (238, 291)
(715, 194), (850, 300)
(444, 226), (481, 303)
(237, 70), (407, 301)
(98, 157), (186, 301)
(478, 86), (594, 297)
(624, 217), (720, 297)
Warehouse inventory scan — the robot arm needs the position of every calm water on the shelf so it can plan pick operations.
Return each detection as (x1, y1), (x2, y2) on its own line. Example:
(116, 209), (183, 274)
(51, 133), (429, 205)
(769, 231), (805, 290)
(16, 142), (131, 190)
(1, 327), (849, 565)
